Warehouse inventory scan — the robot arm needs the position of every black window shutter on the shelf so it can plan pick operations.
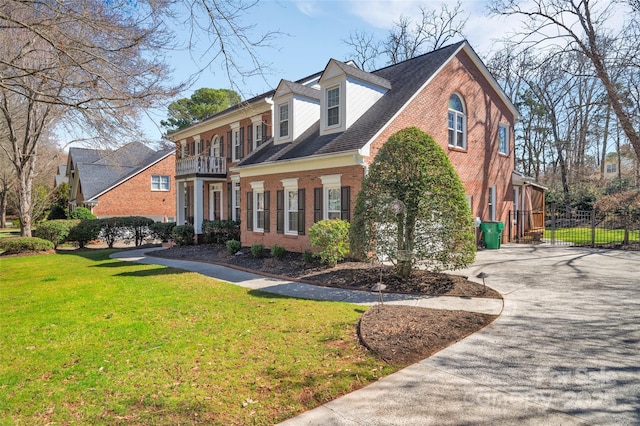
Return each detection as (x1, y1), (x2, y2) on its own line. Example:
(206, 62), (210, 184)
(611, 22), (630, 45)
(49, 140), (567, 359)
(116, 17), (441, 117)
(227, 182), (232, 220)
(219, 135), (224, 157)
(227, 131), (232, 160)
(276, 190), (284, 234)
(264, 190), (270, 232)
(341, 186), (351, 221)
(246, 191), (253, 231)
(239, 127), (245, 159)
(298, 188), (306, 235)
(313, 187), (323, 223)
(247, 125), (253, 153)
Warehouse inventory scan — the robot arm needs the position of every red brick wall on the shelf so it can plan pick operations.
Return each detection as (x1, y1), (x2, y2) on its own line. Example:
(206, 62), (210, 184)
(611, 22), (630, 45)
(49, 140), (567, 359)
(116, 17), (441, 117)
(92, 154), (176, 221)
(367, 49), (515, 237)
(241, 165), (365, 252)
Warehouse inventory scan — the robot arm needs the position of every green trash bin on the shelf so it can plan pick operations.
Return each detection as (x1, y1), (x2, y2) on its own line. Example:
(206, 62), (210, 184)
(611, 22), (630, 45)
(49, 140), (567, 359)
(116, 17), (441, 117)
(480, 221), (505, 249)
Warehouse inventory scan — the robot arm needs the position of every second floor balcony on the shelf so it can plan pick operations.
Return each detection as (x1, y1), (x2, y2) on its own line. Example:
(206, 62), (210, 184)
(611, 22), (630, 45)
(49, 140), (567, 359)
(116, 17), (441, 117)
(176, 155), (226, 177)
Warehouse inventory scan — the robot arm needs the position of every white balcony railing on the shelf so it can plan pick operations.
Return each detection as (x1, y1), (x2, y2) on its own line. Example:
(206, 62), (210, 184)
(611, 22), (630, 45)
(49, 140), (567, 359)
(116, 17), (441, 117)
(176, 155), (226, 176)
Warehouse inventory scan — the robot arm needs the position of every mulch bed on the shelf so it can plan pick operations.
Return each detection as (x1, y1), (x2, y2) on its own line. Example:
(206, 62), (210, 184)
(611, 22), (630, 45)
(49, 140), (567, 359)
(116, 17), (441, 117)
(150, 244), (500, 365)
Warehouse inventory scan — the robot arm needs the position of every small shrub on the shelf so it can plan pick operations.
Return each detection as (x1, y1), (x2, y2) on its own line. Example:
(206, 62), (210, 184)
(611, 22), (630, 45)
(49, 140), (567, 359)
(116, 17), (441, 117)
(226, 239), (241, 255)
(0, 237), (54, 255)
(172, 225), (195, 246)
(302, 249), (315, 264)
(69, 206), (96, 220)
(66, 219), (101, 248)
(47, 205), (67, 220)
(270, 244), (286, 260)
(11, 219), (20, 228)
(201, 220), (241, 244)
(35, 220), (79, 249)
(309, 219), (350, 267)
(150, 222), (176, 242)
(251, 243), (264, 259)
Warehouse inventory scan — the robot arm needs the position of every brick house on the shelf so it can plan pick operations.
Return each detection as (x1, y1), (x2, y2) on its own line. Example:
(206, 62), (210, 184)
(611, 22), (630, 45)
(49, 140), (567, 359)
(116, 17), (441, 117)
(66, 142), (176, 221)
(169, 41), (518, 251)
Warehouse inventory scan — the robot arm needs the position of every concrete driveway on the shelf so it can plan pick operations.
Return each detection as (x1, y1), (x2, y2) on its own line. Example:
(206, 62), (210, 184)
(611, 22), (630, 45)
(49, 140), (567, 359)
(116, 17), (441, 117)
(281, 245), (640, 425)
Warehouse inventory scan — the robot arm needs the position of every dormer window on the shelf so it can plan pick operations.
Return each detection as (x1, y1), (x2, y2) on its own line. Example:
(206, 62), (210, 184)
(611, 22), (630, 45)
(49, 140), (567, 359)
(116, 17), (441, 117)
(327, 86), (340, 127)
(278, 103), (289, 138)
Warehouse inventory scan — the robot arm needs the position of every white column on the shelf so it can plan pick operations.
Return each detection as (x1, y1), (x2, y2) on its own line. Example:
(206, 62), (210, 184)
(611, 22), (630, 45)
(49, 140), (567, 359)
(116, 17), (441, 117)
(194, 178), (204, 234)
(176, 181), (185, 225)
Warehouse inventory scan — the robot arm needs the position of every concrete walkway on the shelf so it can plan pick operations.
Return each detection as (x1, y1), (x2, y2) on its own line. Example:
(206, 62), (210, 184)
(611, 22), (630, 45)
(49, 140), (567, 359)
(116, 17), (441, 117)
(112, 245), (640, 425)
(111, 247), (503, 315)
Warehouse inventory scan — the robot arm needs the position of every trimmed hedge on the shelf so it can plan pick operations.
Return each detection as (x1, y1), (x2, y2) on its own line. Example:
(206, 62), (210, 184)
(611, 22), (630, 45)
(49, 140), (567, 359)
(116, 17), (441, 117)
(66, 219), (101, 248)
(201, 220), (241, 244)
(172, 225), (195, 246)
(69, 206), (96, 220)
(0, 237), (54, 255)
(150, 222), (176, 243)
(35, 220), (80, 249)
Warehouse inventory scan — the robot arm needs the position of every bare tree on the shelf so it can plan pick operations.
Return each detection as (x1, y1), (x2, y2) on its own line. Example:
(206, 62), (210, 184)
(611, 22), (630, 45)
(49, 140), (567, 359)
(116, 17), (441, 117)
(489, 0), (640, 162)
(343, 1), (467, 69)
(0, 0), (183, 236)
(342, 30), (382, 72)
(0, 0), (275, 236)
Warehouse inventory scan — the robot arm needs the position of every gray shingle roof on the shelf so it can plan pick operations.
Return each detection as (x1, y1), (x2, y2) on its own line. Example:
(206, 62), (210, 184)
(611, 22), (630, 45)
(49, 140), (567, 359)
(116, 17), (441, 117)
(237, 41), (465, 168)
(69, 142), (173, 201)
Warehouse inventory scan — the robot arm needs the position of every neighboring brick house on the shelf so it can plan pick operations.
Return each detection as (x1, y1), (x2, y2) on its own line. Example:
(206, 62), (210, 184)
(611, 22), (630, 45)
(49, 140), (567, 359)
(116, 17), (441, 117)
(169, 41), (518, 251)
(66, 142), (176, 221)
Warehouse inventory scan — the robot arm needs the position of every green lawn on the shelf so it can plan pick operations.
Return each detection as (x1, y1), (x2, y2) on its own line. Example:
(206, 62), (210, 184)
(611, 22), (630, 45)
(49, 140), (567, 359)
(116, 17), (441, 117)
(0, 228), (19, 239)
(544, 227), (640, 244)
(0, 250), (394, 425)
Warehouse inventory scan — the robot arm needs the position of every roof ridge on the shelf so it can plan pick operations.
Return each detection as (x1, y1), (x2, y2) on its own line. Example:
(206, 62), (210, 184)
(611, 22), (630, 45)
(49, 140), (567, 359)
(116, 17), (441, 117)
(371, 40), (466, 74)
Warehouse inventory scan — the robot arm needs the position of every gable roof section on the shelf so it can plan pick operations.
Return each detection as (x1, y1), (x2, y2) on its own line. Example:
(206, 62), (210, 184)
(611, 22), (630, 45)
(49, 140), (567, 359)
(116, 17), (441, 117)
(237, 41), (466, 168)
(276, 80), (321, 100)
(321, 59), (392, 90)
(69, 142), (174, 201)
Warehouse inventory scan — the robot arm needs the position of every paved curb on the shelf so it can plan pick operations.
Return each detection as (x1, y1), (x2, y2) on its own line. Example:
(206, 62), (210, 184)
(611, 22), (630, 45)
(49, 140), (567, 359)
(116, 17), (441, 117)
(110, 248), (503, 315)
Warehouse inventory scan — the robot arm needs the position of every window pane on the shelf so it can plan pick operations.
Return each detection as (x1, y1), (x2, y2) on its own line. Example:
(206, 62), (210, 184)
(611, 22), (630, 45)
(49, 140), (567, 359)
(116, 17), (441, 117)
(457, 132), (464, 148)
(287, 190), (297, 210)
(328, 188), (341, 211)
(449, 94), (463, 112)
(288, 211), (298, 231)
(279, 104), (288, 120)
(328, 107), (339, 126)
(448, 112), (454, 130)
(280, 120), (288, 137)
(328, 88), (339, 107)
(449, 129), (455, 146)
(328, 212), (341, 220)
(256, 192), (264, 210)
(456, 115), (463, 131)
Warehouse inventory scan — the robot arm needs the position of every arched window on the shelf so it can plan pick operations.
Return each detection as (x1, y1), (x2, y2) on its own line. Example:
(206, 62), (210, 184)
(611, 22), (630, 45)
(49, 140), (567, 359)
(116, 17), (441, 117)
(448, 94), (466, 149)
(211, 135), (221, 157)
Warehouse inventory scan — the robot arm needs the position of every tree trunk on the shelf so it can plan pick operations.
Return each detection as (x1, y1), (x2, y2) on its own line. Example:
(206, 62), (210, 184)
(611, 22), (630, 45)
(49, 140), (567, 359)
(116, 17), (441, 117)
(0, 189), (6, 229)
(17, 167), (34, 237)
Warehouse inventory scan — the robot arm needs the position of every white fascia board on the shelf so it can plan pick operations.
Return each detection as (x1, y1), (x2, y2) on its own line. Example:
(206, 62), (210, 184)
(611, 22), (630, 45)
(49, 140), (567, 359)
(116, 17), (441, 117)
(86, 151), (175, 202)
(231, 150), (363, 178)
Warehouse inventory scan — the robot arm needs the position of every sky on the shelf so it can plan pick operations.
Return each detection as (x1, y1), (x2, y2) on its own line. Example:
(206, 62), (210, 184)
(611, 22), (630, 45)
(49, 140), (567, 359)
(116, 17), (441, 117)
(141, 0), (627, 142)
(142, 0), (521, 141)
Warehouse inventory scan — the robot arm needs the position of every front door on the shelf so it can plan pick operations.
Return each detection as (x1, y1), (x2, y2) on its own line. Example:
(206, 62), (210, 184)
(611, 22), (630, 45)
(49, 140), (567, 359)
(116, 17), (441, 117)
(209, 184), (223, 221)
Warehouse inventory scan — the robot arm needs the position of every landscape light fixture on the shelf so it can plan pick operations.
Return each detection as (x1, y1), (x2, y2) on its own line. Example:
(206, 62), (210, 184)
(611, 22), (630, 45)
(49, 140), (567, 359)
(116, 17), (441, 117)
(476, 272), (489, 292)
